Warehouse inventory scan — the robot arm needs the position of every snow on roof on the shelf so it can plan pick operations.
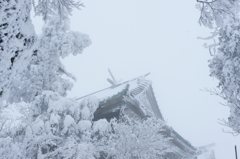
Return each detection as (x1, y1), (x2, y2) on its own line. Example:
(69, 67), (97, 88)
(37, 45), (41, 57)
(92, 83), (128, 101)
(76, 74), (150, 102)
(196, 144), (216, 159)
(197, 150), (215, 159)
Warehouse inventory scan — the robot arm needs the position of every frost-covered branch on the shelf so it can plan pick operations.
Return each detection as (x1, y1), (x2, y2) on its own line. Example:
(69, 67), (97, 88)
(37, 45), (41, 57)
(33, 0), (84, 21)
(196, 0), (236, 28)
(196, 0), (240, 134)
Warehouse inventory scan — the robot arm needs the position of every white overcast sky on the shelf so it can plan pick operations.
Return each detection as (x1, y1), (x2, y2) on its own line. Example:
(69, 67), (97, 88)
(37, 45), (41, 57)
(32, 0), (240, 158)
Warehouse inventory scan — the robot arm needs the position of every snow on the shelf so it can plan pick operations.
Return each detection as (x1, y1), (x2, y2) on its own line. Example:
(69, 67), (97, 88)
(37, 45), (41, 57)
(32, 117), (45, 135)
(0, 102), (29, 134)
(81, 107), (91, 120)
(92, 119), (109, 133)
(0, 137), (21, 158)
(47, 95), (77, 115)
(0, 1), (94, 158)
(64, 115), (76, 128)
(91, 84), (128, 100)
(0, 1), (208, 158)
(62, 115), (76, 134)
(197, 144), (216, 159)
(79, 96), (99, 120)
(0, 0), (36, 105)
(50, 113), (60, 125)
(44, 121), (51, 134)
(197, 150), (215, 159)
(77, 120), (92, 132)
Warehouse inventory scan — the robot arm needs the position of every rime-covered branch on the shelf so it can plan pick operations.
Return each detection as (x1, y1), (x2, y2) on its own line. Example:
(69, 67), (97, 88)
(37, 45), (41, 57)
(33, 0), (84, 21)
(196, 0), (240, 134)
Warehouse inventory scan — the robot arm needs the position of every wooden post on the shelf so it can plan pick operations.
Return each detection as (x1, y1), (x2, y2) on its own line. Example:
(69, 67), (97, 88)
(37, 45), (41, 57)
(235, 145), (238, 159)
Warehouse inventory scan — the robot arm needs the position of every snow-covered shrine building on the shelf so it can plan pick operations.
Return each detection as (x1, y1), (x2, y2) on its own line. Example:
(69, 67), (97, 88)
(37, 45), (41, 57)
(76, 72), (215, 159)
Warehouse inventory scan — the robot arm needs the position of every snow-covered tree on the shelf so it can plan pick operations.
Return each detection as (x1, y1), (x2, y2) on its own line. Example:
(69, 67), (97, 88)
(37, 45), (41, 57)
(0, 96), (174, 158)
(0, 0), (36, 106)
(0, 0), (84, 106)
(0, 137), (22, 159)
(196, 0), (240, 134)
(1, 0), (93, 158)
(17, 12), (91, 157)
(23, 95), (99, 159)
(0, 0), (83, 105)
(8, 15), (91, 103)
(97, 117), (174, 159)
(0, 95), (99, 158)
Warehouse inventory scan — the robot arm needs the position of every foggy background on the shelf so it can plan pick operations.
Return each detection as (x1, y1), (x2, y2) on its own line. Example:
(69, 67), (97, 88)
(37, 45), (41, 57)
(32, 0), (240, 158)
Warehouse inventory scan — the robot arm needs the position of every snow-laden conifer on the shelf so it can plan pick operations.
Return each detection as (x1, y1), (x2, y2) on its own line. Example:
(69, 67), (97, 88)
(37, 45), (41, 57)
(0, 0), (36, 106)
(8, 15), (91, 103)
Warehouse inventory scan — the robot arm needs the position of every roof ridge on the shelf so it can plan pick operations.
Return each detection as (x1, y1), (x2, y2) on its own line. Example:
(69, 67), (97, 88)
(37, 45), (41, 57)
(76, 73), (150, 100)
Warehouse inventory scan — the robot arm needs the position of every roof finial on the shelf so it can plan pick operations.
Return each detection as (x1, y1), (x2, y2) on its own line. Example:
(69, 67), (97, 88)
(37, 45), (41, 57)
(107, 68), (119, 87)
